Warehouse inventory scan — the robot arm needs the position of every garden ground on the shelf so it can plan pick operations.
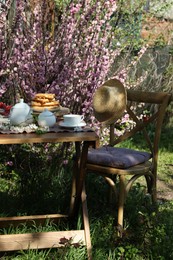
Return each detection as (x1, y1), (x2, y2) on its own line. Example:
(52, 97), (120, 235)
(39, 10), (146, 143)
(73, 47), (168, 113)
(157, 170), (173, 201)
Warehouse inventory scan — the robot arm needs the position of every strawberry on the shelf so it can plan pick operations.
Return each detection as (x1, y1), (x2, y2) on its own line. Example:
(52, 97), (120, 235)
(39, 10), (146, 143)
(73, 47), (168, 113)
(0, 102), (4, 108)
(5, 105), (12, 111)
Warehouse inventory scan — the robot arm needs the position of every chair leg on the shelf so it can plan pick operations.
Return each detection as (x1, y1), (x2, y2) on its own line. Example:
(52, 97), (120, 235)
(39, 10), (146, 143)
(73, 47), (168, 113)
(145, 174), (157, 204)
(152, 182), (157, 204)
(117, 175), (126, 237)
(104, 176), (118, 205)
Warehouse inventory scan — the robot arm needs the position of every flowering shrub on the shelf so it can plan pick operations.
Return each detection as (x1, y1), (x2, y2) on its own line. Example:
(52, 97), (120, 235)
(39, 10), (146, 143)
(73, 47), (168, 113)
(0, 0), (149, 139)
(0, 1), (119, 116)
(0, 0), (172, 141)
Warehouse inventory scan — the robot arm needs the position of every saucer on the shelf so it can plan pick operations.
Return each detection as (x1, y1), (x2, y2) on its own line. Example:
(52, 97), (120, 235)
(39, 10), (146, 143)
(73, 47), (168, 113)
(59, 121), (86, 128)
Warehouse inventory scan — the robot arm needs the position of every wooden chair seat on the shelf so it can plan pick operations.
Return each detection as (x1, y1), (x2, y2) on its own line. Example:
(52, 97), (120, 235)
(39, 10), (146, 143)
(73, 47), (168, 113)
(87, 160), (152, 176)
(85, 89), (171, 234)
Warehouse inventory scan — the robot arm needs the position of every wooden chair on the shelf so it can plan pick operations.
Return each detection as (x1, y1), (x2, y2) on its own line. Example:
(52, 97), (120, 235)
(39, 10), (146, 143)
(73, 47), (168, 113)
(86, 90), (171, 232)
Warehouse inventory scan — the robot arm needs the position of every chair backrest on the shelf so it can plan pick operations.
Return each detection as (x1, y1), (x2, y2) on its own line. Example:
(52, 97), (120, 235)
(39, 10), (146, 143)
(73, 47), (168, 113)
(109, 90), (171, 174)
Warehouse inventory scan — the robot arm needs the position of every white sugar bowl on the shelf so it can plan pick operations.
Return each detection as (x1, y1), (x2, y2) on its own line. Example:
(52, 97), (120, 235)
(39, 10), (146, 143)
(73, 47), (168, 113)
(38, 109), (56, 127)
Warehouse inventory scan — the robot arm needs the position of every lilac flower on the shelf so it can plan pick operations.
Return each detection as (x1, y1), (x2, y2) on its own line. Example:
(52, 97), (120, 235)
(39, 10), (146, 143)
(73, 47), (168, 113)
(0, 0), (150, 145)
(5, 161), (13, 167)
(63, 160), (68, 165)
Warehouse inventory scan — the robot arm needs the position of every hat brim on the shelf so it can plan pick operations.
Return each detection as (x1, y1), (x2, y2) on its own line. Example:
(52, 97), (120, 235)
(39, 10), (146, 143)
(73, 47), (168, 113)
(93, 78), (127, 125)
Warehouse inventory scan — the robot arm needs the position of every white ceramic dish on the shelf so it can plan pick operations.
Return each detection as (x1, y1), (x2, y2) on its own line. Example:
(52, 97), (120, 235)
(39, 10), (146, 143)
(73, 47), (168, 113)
(59, 121), (86, 128)
(32, 106), (60, 113)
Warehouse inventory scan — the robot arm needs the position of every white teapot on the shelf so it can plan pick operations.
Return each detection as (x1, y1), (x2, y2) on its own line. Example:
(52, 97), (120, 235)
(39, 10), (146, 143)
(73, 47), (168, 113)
(38, 109), (56, 127)
(10, 99), (33, 126)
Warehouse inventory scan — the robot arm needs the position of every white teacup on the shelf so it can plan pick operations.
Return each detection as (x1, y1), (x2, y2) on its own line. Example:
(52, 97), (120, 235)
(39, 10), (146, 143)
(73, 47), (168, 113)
(63, 114), (84, 126)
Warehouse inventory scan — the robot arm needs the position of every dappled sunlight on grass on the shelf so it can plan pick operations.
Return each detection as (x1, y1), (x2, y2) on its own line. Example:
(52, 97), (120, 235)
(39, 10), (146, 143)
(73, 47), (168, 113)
(0, 125), (173, 259)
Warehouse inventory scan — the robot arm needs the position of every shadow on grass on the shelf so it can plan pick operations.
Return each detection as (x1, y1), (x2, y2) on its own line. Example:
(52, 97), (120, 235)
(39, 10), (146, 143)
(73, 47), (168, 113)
(85, 173), (173, 260)
(0, 167), (72, 217)
(0, 135), (173, 259)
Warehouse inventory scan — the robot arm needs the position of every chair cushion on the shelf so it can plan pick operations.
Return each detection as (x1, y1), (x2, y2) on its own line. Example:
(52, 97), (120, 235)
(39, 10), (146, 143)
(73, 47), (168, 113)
(87, 146), (152, 169)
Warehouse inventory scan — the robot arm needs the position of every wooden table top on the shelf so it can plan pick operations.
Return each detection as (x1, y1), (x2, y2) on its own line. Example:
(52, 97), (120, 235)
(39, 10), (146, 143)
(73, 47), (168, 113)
(0, 131), (99, 145)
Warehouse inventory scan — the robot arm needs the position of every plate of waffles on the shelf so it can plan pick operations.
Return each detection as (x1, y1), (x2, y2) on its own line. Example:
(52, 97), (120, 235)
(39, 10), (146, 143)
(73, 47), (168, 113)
(31, 93), (60, 113)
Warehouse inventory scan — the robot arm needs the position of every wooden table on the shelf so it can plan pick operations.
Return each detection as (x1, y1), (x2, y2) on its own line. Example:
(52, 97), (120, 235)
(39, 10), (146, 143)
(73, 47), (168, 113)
(0, 130), (99, 259)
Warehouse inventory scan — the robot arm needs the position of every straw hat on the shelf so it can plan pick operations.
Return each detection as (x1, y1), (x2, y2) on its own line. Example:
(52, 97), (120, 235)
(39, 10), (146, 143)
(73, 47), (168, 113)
(93, 78), (127, 125)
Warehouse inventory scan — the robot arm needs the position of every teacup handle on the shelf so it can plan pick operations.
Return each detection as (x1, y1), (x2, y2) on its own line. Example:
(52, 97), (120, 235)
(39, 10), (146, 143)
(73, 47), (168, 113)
(81, 115), (84, 121)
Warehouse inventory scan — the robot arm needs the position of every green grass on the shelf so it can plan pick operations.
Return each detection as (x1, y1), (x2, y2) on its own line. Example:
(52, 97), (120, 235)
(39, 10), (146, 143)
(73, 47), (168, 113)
(0, 125), (173, 259)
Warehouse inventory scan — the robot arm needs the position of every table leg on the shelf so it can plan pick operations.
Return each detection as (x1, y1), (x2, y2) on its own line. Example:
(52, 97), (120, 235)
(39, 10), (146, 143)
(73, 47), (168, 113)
(76, 141), (93, 259)
(69, 141), (89, 217)
(69, 142), (81, 217)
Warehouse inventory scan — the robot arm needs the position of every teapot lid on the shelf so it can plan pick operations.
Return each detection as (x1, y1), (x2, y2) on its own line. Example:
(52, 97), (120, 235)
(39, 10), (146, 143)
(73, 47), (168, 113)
(13, 99), (30, 109)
